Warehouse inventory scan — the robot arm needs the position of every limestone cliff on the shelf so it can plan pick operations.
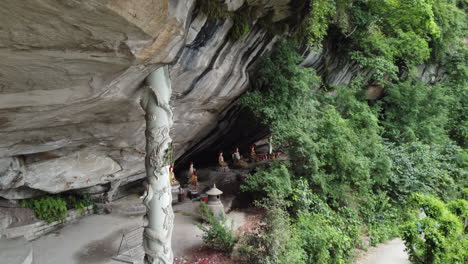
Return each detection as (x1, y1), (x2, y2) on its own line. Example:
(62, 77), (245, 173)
(0, 0), (292, 199)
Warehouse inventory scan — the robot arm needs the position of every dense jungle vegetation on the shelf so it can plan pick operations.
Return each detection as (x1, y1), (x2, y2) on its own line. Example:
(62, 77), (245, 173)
(197, 0), (467, 263)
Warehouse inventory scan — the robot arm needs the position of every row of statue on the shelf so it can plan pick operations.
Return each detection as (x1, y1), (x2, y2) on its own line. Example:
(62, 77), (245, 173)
(170, 140), (279, 197)
(218, 144), (278, 170)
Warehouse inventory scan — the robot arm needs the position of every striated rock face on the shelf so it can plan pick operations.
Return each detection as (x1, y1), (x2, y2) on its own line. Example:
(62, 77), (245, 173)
(0, 0), (283, 199)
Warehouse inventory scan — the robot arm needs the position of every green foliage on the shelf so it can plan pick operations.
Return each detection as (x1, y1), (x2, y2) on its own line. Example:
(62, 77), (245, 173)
(291, 179), (316, 214)
(21, 196), (67, 223)
(402, 194), (467, 264)
(21, 193), (94, 223)
(295, 0), (336, 46)
(361, 193), (400, 245)
(193, 202), (238, 253)
(242, 40), (392, 206)
(295, 0), (465, 82)
(240, 39), (320, 145)
(241, 162), (292, 200)
(64, 193), (93, 214)
(447, 199), (468, 230)
(443, 45), (468, 147)
(379, 80), (451, 144)
(229, 5), (255, 40)
(239, 199), (306, 264)
(384, 142), (466, 202)
(196, 0), (228, 21)
(237, 1), (467, 259)
(295, 194), (361, 264)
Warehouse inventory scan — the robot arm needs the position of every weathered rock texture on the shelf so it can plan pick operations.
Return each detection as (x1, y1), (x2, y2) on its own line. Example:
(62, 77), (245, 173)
(0, 0), (288, 199)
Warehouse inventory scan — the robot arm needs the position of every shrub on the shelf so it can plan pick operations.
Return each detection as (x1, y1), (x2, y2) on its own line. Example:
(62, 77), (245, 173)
(21, 193), (95, 223)
(21, 196), (67, 223)
(238, 198), (306, 264)
(193, 202), (238, 253)
(241, 162), (292, 200)
(379, 81), (451, 145)
(401, 194), (467, 264)
(64, 193), (93, 214)
(361, 193), (400, 245)
(296, 197), (361, 264)
(384, 142), (465, 202)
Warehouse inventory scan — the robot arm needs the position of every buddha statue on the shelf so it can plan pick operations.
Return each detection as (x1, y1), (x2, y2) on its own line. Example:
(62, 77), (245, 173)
(188, 170), (199, 198)
(249, 145), (257, 162)
(232, 147), (248, 168)
(187, 161), (195, 180)
(232, 147), (241, 162)
(189, 170), (198, 187)
(169, 165), (180, 187)
(218, 152), (228, 167)
(218, 151), (229, 171)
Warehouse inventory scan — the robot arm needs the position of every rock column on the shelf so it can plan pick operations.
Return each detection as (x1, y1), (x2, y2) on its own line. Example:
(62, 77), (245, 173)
(140, 66), (174, 264)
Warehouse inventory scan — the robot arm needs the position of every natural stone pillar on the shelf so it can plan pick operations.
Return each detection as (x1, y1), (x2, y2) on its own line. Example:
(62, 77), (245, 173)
(140, 66), (174, 264)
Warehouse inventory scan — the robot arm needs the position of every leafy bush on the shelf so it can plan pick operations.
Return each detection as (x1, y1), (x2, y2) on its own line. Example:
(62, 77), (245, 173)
(241, 162), (292, 200)
(21, 196), (67, 223)
(384, 142), (466, 202)
(379, 80), (451, 144)
(193, 202), (238, 253)
(295, 195), (361, 264)
(402, 194), (467, 264)
(361, 193), (400, 245)
(447, 199), (468, 231)
(21, 193), (94, 223)
(238, 198), (306, 264)
(64, 193), (93, 214)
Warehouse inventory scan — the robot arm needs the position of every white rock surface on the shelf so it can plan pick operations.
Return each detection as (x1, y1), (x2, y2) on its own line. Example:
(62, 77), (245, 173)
(0, 0), (289, 198)
(23, 148), (121, 193)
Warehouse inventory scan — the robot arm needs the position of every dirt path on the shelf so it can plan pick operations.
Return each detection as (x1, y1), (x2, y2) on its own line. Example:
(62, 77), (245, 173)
(355, 238), (410, 264)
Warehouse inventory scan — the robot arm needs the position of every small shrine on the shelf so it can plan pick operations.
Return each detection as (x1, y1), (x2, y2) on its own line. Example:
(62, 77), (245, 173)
(205, 184), (225, 219)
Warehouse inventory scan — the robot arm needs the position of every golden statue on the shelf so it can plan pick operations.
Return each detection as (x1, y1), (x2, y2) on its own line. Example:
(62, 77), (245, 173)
(169, 165), (179, 187)
(249, 145), (257, 162)
(189, 171), (198, 187)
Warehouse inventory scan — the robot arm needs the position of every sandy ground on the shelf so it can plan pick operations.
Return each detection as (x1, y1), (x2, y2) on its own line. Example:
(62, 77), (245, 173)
(31, 199), (246, 264)
(354, 238), (410, 264)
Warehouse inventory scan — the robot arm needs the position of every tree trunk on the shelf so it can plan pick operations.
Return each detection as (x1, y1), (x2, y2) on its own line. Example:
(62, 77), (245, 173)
(140, 66), (174, 264)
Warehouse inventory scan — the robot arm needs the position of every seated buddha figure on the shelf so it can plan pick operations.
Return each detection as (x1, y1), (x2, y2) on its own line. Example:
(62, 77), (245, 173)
(249, 145), (257, 162)
(218, 151), (228, 167)
(169, 165), (180, 187)
(232, 147), (248, 168)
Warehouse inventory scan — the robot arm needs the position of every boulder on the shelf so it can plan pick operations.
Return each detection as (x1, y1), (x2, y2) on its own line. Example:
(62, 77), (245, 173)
(23, 148), (121, 193)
